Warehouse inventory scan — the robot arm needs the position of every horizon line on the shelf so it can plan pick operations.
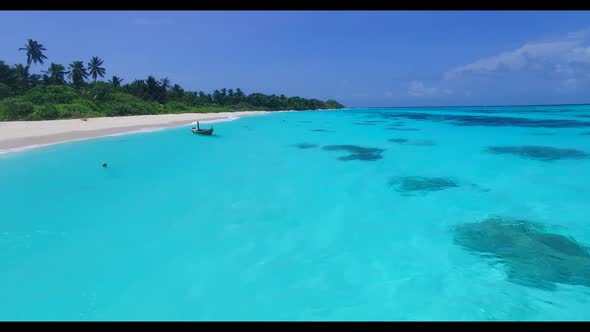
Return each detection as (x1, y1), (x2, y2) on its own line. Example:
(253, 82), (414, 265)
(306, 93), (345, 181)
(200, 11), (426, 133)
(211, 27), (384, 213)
(349, 102), (590, 109)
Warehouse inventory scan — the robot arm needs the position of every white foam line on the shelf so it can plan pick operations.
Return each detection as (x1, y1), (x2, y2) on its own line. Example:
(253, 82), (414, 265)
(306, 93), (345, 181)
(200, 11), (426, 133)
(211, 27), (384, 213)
(193, 116), (240, 125)
(191, 112), (276, 125)
(102, 126), (169, 137)
(0, 143), (53, 155)
(193, 110), (303, 126)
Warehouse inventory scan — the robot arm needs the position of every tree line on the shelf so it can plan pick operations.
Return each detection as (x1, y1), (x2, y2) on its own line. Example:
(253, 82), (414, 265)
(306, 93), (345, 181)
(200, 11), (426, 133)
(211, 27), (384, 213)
(0, 39), (344, 121)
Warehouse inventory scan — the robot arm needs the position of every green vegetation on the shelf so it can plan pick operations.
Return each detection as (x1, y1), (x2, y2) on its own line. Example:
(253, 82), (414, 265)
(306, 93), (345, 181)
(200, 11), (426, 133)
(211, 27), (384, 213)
(0, 40), (344, 121)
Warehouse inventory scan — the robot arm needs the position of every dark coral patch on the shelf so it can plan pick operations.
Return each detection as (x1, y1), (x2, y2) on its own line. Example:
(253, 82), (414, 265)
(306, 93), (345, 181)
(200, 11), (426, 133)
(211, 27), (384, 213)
(453, 217), (590, 290)
(292, 143), (318, 149)
(378, 112), (590, 128)
(389, 138), (409, 144)
(486, 145), (589, 161)
(389, 176), (458, 195)
(410, 140), (435, 146)
(389, 138), (435, 146)
(322, 145), (384, 161)
(386, 127), (420, 131)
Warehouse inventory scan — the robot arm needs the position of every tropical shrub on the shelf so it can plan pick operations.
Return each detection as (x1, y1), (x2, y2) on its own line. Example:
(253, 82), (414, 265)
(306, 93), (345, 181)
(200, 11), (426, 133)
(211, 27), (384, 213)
(0, 97), (35, 120)
(30, 104), (59, 120)
(0, 83), (14, 99)
(24, 85), (79, 105)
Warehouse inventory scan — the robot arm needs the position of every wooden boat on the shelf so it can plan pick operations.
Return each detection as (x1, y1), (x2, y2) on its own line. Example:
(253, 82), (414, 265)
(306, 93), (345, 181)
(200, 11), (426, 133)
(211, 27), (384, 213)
(191, 121), (214, 136)
(192, 127), (213, 135)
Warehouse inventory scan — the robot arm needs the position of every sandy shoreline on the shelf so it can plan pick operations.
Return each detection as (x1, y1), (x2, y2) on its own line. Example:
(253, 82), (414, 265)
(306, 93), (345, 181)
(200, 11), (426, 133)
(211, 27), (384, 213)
(0, 111), (269, 153)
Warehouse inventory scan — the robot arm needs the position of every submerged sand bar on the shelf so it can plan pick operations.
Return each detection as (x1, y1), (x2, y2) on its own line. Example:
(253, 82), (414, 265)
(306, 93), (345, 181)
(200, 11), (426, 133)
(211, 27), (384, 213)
(0, 111), (269, 152)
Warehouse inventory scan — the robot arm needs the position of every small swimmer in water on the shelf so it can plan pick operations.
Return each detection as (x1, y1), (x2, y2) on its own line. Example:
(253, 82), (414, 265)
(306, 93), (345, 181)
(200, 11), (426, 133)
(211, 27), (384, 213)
(102, 162), (108, 168)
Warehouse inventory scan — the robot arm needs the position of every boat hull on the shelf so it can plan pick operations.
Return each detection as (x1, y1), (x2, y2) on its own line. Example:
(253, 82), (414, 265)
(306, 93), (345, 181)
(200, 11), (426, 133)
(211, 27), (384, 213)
(191, 128), (214, 136)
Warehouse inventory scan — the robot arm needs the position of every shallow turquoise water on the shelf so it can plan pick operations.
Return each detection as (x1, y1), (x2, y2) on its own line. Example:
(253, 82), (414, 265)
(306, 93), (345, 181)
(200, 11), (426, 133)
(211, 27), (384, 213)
(1, 106), (590, 321)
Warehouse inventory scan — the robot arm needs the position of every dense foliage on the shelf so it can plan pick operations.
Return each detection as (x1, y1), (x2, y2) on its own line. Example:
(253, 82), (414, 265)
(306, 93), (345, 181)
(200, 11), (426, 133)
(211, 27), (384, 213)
(0, 40), (344, 121)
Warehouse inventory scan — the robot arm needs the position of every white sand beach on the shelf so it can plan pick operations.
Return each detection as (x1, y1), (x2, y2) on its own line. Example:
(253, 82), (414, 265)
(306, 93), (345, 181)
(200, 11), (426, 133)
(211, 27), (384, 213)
(0, 111), (269, 152)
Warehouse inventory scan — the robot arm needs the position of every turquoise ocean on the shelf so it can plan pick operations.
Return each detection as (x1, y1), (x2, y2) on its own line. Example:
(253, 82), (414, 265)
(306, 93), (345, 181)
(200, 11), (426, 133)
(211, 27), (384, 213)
(1, 105), (590, 320)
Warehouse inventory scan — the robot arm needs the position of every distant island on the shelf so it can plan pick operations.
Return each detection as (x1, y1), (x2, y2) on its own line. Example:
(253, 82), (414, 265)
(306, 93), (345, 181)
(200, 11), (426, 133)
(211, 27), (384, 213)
(0, 39), (344, 121)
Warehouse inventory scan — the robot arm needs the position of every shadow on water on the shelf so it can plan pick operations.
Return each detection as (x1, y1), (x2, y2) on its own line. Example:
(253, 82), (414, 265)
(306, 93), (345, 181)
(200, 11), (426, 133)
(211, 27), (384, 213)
(322, 145), (384, 161)
(389, 176), (459, 195)
(486, 145), (589, 161)
(453, 217), (590, 290)
(190, 133), (223, 139)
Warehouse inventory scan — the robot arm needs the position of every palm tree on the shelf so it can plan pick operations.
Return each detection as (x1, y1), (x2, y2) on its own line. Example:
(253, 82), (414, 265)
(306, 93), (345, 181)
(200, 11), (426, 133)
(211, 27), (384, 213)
(14, 64), (30, 93)
(213, 89), (222, 104)
(43, 63), (67, 85)
(170, 84), (184, 100)
(29, 74), (43, 88)
(18, 39), (48, 66)
(41, 74), (51, 85)
(160, 77), (170, 91)
(0, 60), (16, 86)
(87, 56), (106, 82)
(171, 84), (183, 94)
(108, 75), (123, 88)
(146, 75), (165, 102)
(68, 61), (89, 89)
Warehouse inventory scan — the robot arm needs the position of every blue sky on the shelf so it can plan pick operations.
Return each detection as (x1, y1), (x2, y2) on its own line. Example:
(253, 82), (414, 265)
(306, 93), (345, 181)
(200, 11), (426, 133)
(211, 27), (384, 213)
(2, 11), (590, 107)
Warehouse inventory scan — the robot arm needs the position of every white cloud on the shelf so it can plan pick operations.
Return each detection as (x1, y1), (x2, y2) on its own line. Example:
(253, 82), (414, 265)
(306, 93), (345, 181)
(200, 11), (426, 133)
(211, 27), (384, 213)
(407, 81), (452, 98)
(445, 28), (590, 80)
